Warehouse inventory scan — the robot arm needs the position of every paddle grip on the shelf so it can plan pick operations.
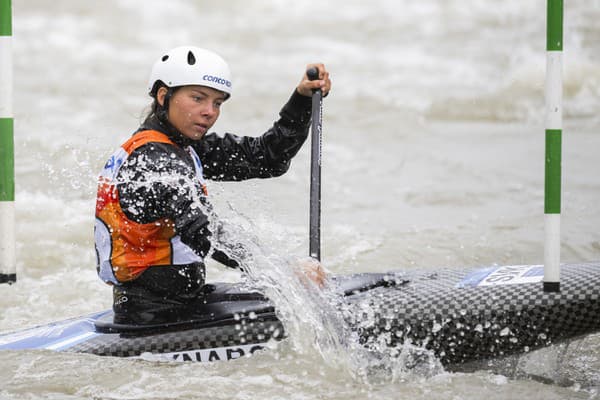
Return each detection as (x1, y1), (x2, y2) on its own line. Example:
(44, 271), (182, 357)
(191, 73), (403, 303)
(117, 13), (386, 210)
(306, 67), (319, 81)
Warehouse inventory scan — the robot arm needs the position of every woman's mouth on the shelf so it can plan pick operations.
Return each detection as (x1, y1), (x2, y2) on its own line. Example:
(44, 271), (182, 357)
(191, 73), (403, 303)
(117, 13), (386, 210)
(193, 123), (208, 134)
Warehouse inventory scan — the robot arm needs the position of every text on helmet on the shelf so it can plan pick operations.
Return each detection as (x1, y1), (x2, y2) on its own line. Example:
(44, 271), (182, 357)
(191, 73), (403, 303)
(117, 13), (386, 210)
(202, 75), (232, 88)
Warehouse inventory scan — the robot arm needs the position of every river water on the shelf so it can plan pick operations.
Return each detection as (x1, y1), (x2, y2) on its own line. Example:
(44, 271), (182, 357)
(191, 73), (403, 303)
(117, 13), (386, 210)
(1, 0), (600, 399)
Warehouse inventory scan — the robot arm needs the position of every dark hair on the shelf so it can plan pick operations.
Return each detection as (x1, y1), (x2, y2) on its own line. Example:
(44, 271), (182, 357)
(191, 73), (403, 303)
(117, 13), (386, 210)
(145, 80), (179, 123)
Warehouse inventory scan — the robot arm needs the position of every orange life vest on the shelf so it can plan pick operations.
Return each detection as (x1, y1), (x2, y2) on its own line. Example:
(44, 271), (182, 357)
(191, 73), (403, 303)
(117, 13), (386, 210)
(94, 130), (206, 284)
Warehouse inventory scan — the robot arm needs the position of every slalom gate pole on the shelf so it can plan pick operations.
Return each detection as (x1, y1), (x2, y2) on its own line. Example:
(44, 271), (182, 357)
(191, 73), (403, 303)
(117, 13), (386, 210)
(0, 0), (15, 284)
(307, 67), (322, 261)
(543, 0), (563, 292)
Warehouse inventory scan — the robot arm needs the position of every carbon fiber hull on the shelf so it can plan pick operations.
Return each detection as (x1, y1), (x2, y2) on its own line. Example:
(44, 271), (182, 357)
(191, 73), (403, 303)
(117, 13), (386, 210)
(347, 262), (600, 365)
(1, 262), (599, 365)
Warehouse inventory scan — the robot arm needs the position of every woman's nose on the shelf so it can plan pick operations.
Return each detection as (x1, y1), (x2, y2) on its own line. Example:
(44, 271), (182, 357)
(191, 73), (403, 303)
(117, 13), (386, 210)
(201, 103), (218, 118)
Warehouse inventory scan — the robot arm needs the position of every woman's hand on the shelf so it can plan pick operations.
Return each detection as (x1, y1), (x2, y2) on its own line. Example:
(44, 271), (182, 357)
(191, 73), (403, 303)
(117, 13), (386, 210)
(296, 63), (331, 97)
(295, 257), (327, 288)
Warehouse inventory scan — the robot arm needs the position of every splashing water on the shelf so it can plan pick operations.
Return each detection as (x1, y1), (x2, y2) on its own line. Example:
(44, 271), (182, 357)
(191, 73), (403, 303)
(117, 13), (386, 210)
(208, 199), (446, 383)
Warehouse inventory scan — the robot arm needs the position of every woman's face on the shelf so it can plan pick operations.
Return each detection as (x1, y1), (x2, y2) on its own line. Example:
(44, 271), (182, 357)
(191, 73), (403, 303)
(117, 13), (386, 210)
(157, 85), (226, 140)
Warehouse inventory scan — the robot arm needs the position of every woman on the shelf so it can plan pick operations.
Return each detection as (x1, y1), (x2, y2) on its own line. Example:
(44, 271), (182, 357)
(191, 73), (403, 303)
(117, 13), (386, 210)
(94, 46), (331, 325)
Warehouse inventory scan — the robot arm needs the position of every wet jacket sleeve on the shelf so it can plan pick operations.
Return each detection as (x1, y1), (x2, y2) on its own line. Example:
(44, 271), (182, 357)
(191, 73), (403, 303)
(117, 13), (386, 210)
(116, 143), (212, 258)
(194, 90), (313, 181)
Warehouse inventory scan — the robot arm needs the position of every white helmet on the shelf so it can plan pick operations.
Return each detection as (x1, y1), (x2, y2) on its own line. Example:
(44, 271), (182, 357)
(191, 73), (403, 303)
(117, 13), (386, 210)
(147, 46), (232, 99)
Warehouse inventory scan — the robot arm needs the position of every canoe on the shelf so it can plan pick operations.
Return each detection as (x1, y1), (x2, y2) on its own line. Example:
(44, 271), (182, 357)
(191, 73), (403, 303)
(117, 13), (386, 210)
(1, 262), (599, 365)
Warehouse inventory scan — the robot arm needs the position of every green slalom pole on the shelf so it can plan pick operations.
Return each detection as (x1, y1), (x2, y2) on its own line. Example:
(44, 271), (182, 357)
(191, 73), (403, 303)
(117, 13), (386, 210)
(0, 0), (16, 284)
(543, 0), (563, 292)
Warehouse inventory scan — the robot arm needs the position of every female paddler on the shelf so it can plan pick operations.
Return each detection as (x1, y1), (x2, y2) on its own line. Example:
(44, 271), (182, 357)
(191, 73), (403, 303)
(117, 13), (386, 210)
(94, 46), (331, 324)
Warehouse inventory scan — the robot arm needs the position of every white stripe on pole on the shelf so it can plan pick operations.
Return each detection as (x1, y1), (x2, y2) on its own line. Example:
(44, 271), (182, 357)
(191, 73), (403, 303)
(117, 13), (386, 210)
(0, 202), (15, 276)
(544, 214), (561, 284)
(0, 36), (11, 115)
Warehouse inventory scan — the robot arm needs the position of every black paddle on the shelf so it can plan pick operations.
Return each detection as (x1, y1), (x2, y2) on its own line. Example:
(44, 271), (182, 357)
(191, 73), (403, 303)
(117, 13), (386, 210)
(307, 67), (322, 261)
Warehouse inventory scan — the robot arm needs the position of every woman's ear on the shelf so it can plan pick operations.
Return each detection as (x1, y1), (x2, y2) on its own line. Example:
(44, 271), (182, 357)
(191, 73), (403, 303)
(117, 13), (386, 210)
(156, 86), (168, 107)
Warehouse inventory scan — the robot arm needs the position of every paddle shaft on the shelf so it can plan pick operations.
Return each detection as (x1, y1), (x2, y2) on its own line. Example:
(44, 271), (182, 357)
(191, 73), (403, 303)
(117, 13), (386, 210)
(307, 67), (322, 261)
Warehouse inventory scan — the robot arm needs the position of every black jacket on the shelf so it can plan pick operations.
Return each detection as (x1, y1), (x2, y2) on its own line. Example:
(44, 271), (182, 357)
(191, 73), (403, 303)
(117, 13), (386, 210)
(116, 90), (312, 269)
